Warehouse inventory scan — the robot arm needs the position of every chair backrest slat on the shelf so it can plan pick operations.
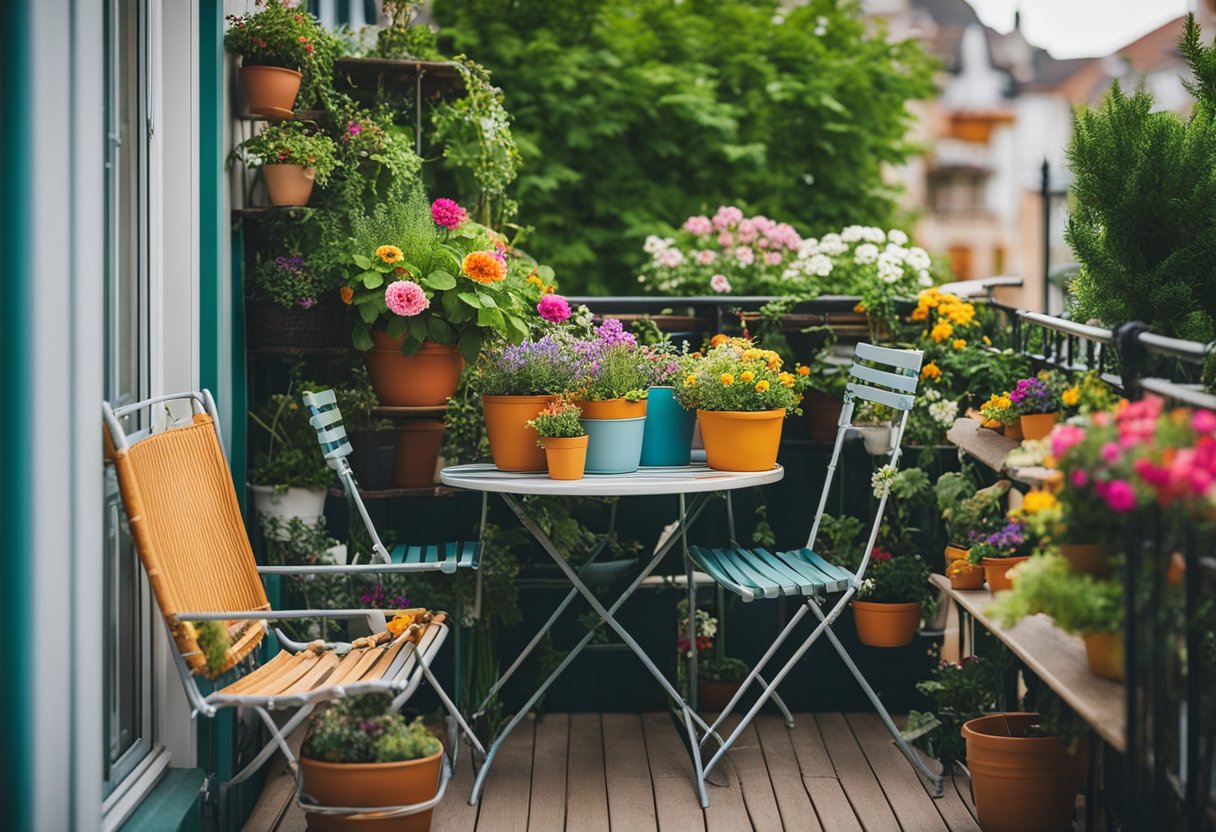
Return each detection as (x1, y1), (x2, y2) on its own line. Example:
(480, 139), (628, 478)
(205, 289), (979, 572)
(853, 341), (923, 371)
(845, 382), (916, 411)
(848, 362), (918, 393)
(302, 389), (353, 467)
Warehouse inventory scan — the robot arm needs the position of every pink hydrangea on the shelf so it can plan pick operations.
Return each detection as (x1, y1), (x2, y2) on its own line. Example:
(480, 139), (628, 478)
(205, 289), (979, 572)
(712, 205), (744, 230)
(710, 274), (731, 294)
(1103, 479), (1137, 513)
(683, 215), (713, 236)
(734, 246), (755, 266)
(736, 219), (758, 244)
(764, 252), (783, 266)
(431, 198), (468, 230)
(695, 249), (718, 266)
(537, 293), (572, 323)
(385, 280), (429, 317)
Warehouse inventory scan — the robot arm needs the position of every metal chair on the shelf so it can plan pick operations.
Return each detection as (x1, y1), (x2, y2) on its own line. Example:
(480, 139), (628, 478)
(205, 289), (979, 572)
(687, 342), (945, 799)
(103, 390), (484, 825)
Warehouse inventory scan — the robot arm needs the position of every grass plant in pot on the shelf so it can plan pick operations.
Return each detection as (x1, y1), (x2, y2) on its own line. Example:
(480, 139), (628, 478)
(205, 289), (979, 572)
(936, 473), (1011, 589)
(1010, 372), (1064, 441)
(300, 694), (443, 832)
(232, 121), (338, 207)
(224, 0), (331, 118)
(344, 191), (547, 407)
(248, 385), (333, 537)
(675, 335), (810, 472)
(851, 550), (933, 647)
(573, 319), (653, 474)
(526, 399), (588, 481)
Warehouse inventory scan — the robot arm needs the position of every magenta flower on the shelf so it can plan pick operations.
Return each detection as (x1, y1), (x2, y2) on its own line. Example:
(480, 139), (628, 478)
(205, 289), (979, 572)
(1193, 409), (1216, 434)
(710, 274), (731, 294)
(1069, 469), (1089, 488)
(1050, 423), (1085, 458)
(385, 280), (429, 317)
(1104, 479), (1137, 513)
(431, 198), (468, 230)
(347, 122), (363, 136)
(1100, 442), (1121, 465)
(537, 293), (571, 324)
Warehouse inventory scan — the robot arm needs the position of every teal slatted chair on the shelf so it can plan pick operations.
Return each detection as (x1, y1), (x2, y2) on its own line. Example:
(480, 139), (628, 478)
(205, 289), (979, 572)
(688, 342), (946, 797)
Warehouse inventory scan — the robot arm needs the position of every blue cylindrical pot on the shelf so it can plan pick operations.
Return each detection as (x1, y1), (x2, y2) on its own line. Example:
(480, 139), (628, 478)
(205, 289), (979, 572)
(639, 386), (696, 467)
(581, 417), (646, 474)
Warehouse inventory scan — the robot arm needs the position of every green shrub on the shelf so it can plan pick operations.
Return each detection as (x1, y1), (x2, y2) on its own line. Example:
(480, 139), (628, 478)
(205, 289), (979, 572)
(302, 694), (441, 764)
(699, 656), (749, 684)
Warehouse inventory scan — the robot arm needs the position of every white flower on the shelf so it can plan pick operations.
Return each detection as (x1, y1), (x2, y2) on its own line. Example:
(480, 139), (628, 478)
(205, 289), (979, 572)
(806, 253), (834, 277)
(922, 387), (942, 402)
(657, 247), (686, 269)
(888, 229), (908, 246)
(871, 464), (897, 498)
(854, 243), (879, 265)
(918, 271), (934, 287)
(798, 238), (820, 258)
(637, 274), (646, 283)
(929, 398), (959, 427)
(841, 225), (864, 243)
(819, 233), (847, 256)
(644, 235), (673, 255)
(862, 226), (886, 244)
(883, 243), (908, 261)
(877, 252), (904, 283)
(906, 247), (931, 271)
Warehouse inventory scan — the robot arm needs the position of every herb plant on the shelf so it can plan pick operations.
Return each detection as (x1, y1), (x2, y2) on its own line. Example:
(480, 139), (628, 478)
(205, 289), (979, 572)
(302, 694), (441, 764)
(988, 553), (1124, 635)
(857, 553), (932, 605)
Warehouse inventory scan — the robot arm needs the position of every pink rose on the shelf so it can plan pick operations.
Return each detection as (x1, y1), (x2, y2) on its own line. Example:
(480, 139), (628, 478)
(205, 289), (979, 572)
(1069, 469), (1089, 488)
(710, 274), (731, 294)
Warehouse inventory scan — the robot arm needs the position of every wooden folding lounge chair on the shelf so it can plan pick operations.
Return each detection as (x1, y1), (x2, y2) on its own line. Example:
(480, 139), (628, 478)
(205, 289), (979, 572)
(687, 342), (946, 799)
(102, 390), (483, 824)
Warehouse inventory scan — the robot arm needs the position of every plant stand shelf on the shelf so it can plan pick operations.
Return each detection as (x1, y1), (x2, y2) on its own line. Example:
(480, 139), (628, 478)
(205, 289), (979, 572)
(930, 573), (1125, 752)
(946, 417), (1056, 486)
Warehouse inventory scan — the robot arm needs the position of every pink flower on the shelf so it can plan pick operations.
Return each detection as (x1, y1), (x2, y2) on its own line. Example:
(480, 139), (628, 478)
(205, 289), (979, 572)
(1050, 423), (1085, 458)
(1069, 469), (1089, 488)
(1193, 409), (1216, 434)
(385, 280), (429, 317)
(682, 215), (713, 236)
(431, 198), (468, 230)
(734, 246), (755, 266)
(1104, 479), (1137, 513)
(537, 293), (572, 323)
(695, 249), (718, 266)
(712, 205), (744, 230)
(717, 231), (735, 248)
(736, 219), (758, 243)
(710, 274), (731, 294)
(764, 251), (783, 266)
(1101, 442), (1122, 465)
(347, 122), (363, 136)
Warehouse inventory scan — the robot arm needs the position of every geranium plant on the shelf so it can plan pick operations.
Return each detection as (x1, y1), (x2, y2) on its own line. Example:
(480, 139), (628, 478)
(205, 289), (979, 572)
(302, 694), (441, 763)
(674, 336), (810, 413)
(224, 0), (327, 73)
(232, 121), (338, 185)
(857, 552), (933, 605)
(526, 400), (585, 440)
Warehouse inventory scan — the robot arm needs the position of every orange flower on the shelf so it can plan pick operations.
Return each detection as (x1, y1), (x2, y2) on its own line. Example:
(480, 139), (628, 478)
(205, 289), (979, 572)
(462, 251), (506, 284)
(952, 338), (967, 350)
(527, 273), (544, 288)
(740, 371), (755, 383)
(755, 380), (770, 392)
(543, 284), (556, 294)
(376, 245), (403, 264)
(910, 306), (929, 322)
(386, 612), (414, 637)
(853, 302), (867, 314)
(720, 373), (735, 386)
(710, 334), (729, 348)
(778, 372), (795, 387)
(921, 362), (941, 382)
(339, 286), (353, 305)
(797, 365), (810, 376)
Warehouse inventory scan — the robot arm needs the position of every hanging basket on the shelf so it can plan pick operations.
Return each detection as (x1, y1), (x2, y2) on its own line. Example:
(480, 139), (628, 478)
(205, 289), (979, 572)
(245, 294), (351, 352)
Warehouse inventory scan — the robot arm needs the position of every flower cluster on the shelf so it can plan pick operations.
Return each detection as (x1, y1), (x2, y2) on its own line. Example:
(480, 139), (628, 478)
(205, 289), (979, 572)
(225, 0), (324, 70)
(674, 336), (809, 414)
(479, 336), (581, 397)
(785, 226), (932, 293)
(1009, 374), (1059, 416)
(431, 198), (468, 230)
(250, 253), (337, 310)
(979, 392), (1015, 428)
(967, 521), (1027, 563)
(676, 607), (717, 657)
(526, 400), (586, 440)
(573, 320), (650, 402)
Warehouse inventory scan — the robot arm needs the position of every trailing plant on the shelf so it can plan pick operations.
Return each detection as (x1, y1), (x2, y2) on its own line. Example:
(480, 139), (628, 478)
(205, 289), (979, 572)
(303, 694), (441, 763)
(224, 0), (339, 108)
(232, 121), (339, 186)
(372, 1), (442, 60)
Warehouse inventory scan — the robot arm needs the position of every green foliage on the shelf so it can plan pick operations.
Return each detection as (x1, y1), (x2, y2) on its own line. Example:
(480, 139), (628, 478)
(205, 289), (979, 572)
(902, 653), (1007, 765)
(303, 694), (441, 763)
(815, 513), (864, 571)
(526, 400), (585, 439)
(373, 2), (442, 60)
(988, 552), (1124, 634)
(193, 620), (232, 677)
(699, 656), (749, 684)
(233, 121), (339, 185)
(433, 0), (935, 294)
(333, 364), (391, 432)
(248, 378), (333, 489)
(858, 554), (932, 605)
(581, 344), (651, 402)
(937, 477), (1010, 547)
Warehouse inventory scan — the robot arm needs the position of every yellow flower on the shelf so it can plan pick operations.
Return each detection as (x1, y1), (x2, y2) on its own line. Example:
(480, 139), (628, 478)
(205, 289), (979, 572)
(386, 612), (415, 637)
(921, 362), (941, 382)
(910, 306), (929, 322)
(720, 373), (735, 386)
(740, 371), (755, 383)
(683, 374), (697, 387)
(462, 250), (507, 284)
(742, 349), (761, 363)
(952, 339), (967, 350)
(930, 321), (954, 343)
(527, 274), (544, 288)
(710, 334), (729, 348)
(1021, 490), (1058, 514)
(376, 245), (404, 264)
(543, 284), (557, 294)
(853, 302), (867, 314)
(778, 372), (795, 387)
(1062, 386), (1080, 407)
(755, 380), (770, 392)
(982, 335), (992, 346)
(797, 365), (810, 376)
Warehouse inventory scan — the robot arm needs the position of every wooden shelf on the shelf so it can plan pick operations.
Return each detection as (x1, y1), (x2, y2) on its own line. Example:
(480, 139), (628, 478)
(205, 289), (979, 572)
(231, 206), (320, 219)
(373, 406), (448, 419)
(334, 56), (464, 102)
(946, 417), (1056, 486)
(930, 573), (1125, 751)
(234, 108), (328, 123)
(329, 484), (462, 500)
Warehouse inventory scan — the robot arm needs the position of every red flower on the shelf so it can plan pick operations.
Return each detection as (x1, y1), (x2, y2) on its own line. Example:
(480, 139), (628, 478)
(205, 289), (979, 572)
(871, 547), (892, 563)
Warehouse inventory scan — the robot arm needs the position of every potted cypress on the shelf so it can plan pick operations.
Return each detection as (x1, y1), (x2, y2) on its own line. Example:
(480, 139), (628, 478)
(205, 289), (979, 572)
(232, 121), (338, 206)
(224, 0), (327, 118)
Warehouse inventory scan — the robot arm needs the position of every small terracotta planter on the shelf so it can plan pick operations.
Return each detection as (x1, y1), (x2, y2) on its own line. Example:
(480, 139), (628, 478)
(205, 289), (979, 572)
(300, 747), (443, 832)
(944, 545), (970, 564)
(1082, 631), (1124, 682)
(948, 561), (985, 591)
(541, 435), (589, 480)
(392, 420), (444, 488)
(1019, 411), (1061, 441)
(1003, 419), (1024, 441)
(851, 600), (922, 647)
(697, 409), (785, 472)
(698, 679), (742, 713)
(1059, 542), (1111, 578)
(482, 394), (558, 472)
(239, 64), (301, 118)
(363, 334), (463, 408)
(963, 713), (1086, 832)
(982, 556), (1029, 593)
(262, 163), (316, 206)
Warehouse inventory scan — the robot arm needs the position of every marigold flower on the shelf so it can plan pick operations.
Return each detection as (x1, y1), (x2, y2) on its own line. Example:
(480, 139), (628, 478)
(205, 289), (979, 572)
(710, 334), (729, 348)
(339, 286), (353, 305)
(930, 321), (954, 342)
(376, 245), (404, 264)
(779, 372), (795, 387)
(921, 362), (941, 382)
(910, 306), (929, 322)
(463, 250), (506, 284)
(1021, 490), (1058, 514)
(386, 612), (414, 637)
(720, 373), (735, 386)
(797, 365), (810, 376)
(853, 302), (867, 314)
(683, 374), (697, 387)
(982, 335), (992, 346)
(755, 380), (770, 392)
(740, 371), (755, 383)
(952, 338), (967, 350)
(527, 274), (544, 288)
(1061, 386), (1080, 407)
(543, 284), (557, 294)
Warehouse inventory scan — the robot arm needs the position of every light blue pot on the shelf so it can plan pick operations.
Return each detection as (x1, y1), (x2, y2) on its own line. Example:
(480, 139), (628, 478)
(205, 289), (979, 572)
(640, 386), (696, 467)
(581, 416), (646, 474)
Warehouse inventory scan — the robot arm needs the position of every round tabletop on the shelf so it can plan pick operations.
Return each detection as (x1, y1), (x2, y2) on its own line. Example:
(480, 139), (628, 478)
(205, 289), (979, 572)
(439, 463), (784, 497)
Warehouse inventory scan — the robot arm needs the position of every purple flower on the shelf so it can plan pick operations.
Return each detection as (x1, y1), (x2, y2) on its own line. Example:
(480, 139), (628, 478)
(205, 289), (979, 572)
(298, 297), (317, 309)
(595, 318), (637, 348)
(1010, 377), (1053, 414)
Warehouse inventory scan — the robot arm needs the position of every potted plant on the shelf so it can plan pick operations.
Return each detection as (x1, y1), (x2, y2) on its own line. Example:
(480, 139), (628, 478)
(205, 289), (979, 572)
(698, 657), (750, 713)
(674, 335), (810, 472)
(852, 400), (894, 456)
(300, 694), (443, 832)
(1010, 372), (1063, 441)
(224, 0), (328, 118)
(248, 386), (333, 536)
(969, 520), (1030, 594)
(638, 341), (697, 467)
(936, 473), (1011, 584)
(246, 248), (349, 351)
(851, 551), (932, 647)
(232, 121), (338, 206)
(344, 191), (544, 407)
(979, 391), (1019, 438)
(527, 399), (588, 481)
(572, 319), (653, 474)
(901, 654), (1004, 771)
(334, 368), (396, 490)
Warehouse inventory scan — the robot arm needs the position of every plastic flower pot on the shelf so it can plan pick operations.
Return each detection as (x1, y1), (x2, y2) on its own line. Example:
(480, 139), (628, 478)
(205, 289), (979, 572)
(1059, 542), (1112, 578)
(392, 420), (444, 488)
(482, 394), (557, 472)
(982, 556), (1029, 593)
(542, 435), (589, 481)
(262, 163), (316, 207)
(945, 545), (971, 564)
(697, 409), (785, 472)
(249, 485), (327, 539)
(300, 747), (443, 832)
(639, 387), (696, 467)
(1004, 419), (1024, 441)
(1082, 631), (1124, 682)
(581, 416), (647, 474)
(698, 680), (742, 713)
(239, 64), (301, 119)
(948, 561), (985, 591)
(850, 601), (922, 647)
(363, 333), (463, 408)
(962, 713), (1087, 832)
(1019, 411), (1061, 441)
(577, 398), (647, 420)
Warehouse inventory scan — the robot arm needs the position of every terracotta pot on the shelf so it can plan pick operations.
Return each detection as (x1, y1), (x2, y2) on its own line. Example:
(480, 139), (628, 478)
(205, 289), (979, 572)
(948, 562), (985, 591)
(1059, 542), (1111, 578)
(262, 163), (316, 207)
(1082, 631), (1124, 682)
(363, 334), (464, 407)
(239, 64), (301, 118)
(1019, 411), (1061, 441)
(542, 435), (589, 480)
(698, 679), (742, 713)
(482, 394), (557, 472)
(392, 421), (444, 488)
(963, 713), (1087, 832)
(300, 748), (443, 832)
(944, 545), (970, 564)
(805, 390), (844, 442)
(1004, 419), (1024, 441)
(851, 600), (922, 647)
(982, 556), (1029, 593)
(576, 398), (647, 420)
(697, 409), (785, 472)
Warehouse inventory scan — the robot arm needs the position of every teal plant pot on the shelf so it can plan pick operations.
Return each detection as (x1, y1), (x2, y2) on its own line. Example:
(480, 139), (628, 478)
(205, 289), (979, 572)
(640, 386), (696, 467)
(581, 417), (646, 474)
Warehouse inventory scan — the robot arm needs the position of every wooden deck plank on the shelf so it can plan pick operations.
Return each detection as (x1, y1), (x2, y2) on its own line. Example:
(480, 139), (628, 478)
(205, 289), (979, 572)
(641, 713), (705, 832)
(727, 720), (784, 831)
(475, 720), (534, 832)
(786, 717), (862, 832)
(786, 712), (837, 778)
(526, 715), (569, 831)
(565, 713), (610, 832)
(754, 716), (823, 832)
(815, 713), (900, 832)
(703, 716), (757, 832)
(902, 731), (982, 832)
(846, 714), (949, 832)
(432, 747), (480, 832)
(603, 713), (659, 831)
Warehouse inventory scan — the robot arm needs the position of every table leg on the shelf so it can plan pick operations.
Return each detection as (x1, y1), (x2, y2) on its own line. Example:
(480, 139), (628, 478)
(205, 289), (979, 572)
(683, 494), (698, 712)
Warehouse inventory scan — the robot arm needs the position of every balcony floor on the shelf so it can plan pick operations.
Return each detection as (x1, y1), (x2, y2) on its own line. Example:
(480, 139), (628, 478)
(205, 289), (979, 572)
(246, 712), (977, 831)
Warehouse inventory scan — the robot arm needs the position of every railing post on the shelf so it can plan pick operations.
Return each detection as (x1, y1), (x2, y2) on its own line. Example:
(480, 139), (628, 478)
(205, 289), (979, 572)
(1114, 321), (1152, 401)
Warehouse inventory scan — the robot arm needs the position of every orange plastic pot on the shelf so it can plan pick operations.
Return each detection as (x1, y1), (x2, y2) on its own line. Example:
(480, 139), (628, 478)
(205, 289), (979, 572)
(482, 394), (557, 472)
(982, 556), (1029, 593)
(948, 562), (985, 591)
(1082, 631), (1124, 682)
(392, 420), (444, 488)
(697, 409), (785, 472)
(363, 334), (464, 407)
(945, 545), (970, 563)
(851, 601), (921, 647)
(1059, 542), (1111, 578)
(963, 713), (1087, 832)
(1004, 419), (1024, 441)
(239, 64), (301, 118)
(300, 748), (443, 832)
(262, 163), (316, 207)
(1019, 411), (1061, 441)
(576, 398), (647, 420)
(542, 435), (589, 481)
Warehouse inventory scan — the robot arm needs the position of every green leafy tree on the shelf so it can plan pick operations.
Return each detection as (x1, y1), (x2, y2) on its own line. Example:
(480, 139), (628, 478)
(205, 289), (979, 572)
(433, 0), (934, 294)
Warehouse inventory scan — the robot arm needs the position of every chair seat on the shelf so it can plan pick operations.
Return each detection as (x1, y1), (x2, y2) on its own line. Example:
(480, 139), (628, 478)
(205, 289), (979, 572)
(391, 541), (481, 573)
(687, 546), (853, 602)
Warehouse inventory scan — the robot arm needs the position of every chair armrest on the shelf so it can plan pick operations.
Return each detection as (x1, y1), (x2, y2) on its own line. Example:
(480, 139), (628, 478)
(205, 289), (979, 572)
(256, 562), (445, 576)
(174, 608), (412, 622)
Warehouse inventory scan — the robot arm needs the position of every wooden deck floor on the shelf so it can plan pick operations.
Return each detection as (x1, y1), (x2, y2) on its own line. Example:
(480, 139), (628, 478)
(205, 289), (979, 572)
(245, 713), (979, 832)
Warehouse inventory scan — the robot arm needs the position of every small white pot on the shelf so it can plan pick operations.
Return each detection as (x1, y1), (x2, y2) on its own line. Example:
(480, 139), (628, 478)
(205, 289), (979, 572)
(249, 485), (328, 538)
(854, 423), (893, 456)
